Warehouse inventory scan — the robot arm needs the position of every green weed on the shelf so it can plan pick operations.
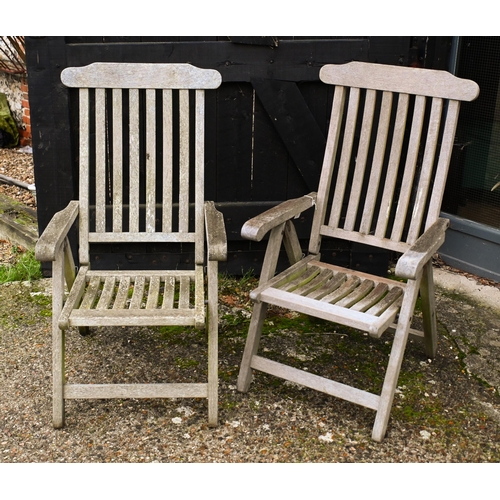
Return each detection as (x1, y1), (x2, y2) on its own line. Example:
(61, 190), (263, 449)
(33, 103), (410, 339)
(0, 248), (42, 284)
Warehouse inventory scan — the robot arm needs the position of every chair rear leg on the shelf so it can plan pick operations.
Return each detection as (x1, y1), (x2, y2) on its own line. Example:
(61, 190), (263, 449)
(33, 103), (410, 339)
(420, 261), (438, 358)
(237, 302), (268, 392)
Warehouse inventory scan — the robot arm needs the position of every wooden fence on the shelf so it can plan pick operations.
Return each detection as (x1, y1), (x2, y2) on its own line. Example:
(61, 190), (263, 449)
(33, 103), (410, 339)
(26, 36), (452, 275)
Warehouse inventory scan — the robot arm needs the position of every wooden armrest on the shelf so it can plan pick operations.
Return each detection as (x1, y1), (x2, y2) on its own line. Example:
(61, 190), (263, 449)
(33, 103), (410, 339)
(35, 201), (79, 262)
(395, 218), (450, 280)
(241, 192), (317, 242)
(204, 201), (227, 262)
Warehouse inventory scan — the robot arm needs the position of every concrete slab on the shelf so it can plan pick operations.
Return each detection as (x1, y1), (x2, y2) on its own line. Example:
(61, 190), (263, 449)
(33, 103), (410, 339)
(434, 267), (500, 313)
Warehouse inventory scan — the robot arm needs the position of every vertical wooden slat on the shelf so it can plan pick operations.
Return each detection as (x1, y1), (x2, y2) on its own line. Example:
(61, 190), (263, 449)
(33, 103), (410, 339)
(112, 89), (123, 232)
(360, 90), (393, 234)
(162, 89), (173, 232)
(309, 85), (346, 255)
(95, 88), (106, 232)
(146, 89), (156, 232)
(407, 97), (443, 243)
(195, 89), (205, 265)
(344, 89), (376, 231)
(328, 87), (360, 229)
(179, 89), (190, 233)
(129, 89), (140, 233)
(375, 93), (409, 239)
(79, 88), (90, 264)
(425, 100), (461, 230)
(390, 95), (426, 242)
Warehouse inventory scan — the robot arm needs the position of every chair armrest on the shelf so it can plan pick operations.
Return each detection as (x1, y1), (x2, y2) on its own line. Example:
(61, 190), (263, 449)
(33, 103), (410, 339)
(395, 217), (450, 280)
(241, 192), (317, 242)
(35, 201), (79, 262)
(204, 201), (227, 262)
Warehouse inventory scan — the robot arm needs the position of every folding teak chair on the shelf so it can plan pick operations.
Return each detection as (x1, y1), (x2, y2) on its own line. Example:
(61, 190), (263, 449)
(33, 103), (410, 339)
(237, 62), (479, 441)
(36, 63), (227, 428)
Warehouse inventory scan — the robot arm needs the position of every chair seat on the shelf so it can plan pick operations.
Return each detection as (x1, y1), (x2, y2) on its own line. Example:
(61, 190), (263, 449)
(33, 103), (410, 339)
(60, 267), (205, 329)
(253, 257), (405, 338)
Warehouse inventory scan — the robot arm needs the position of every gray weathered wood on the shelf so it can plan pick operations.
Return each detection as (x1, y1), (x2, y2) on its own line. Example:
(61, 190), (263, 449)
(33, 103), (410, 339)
(36, 63), (225, 429)
(205, 201), (227, 262)
(241, 192), (317, 242)
(61, 63), (222, 90)
(237, 61), (479, 442)
(65, 383), (208, 399)
(319, 61), (480, 100)
(35, 200), (79, 262)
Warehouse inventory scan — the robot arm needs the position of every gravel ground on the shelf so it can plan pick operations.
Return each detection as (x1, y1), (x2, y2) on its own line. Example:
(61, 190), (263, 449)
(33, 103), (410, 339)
(0, 146), (36, 210)
(0, 147), (36, 264)
(1, 146), (500, 469)
(1, 276), (500, 465)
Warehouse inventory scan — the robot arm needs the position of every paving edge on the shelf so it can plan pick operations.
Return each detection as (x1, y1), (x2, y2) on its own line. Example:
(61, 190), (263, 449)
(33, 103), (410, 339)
(0, 213), (38, 250)
(434, 267), (500, 314)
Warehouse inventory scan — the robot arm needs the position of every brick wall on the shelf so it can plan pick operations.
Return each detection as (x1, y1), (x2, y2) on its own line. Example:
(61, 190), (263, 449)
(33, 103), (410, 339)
(19, 77), (31, 146)
(0, 72), (31, 147)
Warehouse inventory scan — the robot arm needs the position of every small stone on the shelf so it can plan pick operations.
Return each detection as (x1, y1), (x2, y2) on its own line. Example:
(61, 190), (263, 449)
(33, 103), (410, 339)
(420, 430), (431, 440)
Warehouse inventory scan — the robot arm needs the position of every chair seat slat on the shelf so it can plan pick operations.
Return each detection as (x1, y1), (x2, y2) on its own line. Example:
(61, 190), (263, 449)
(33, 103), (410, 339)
(113, 276), (131, 310)
(280, 267), (321, 293)
(96, 276), (116, 310)
(351, 283), (389, 312)
(179, 276), (191, 309)
(129, 276), (145, 309)
(292, 268), (333, 297)
(365, 286), (404, 316)
(146, 276), (161, 309)
(320, 276), (361, 304)
(336, 279), (375, 308)
(80, 276), (102, 309)
(306, 272), (347, 301)
(162, 276), (176, 309)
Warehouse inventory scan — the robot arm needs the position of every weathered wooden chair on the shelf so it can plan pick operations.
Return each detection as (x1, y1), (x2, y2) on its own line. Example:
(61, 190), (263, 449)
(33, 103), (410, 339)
(35, 63), (227, 428)
(237, 62), (479, 441)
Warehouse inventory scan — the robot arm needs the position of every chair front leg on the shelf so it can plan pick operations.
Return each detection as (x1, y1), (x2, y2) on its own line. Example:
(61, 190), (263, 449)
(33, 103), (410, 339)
(206, 259), (219, 426)
(372, 278), (420, 442)
(52, 246), (67, 428)
(237, 301), (268, 392)
(238, 222), (285, 392)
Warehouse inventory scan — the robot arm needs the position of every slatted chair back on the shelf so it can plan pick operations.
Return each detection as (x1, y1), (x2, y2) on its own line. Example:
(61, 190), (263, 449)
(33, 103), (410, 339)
(61, 63), (222, 267)
(309, 62), (480, 257)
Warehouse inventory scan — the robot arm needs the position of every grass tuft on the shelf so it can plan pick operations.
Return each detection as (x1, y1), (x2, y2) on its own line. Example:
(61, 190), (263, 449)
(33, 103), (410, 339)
(0, 247), (42, 284)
